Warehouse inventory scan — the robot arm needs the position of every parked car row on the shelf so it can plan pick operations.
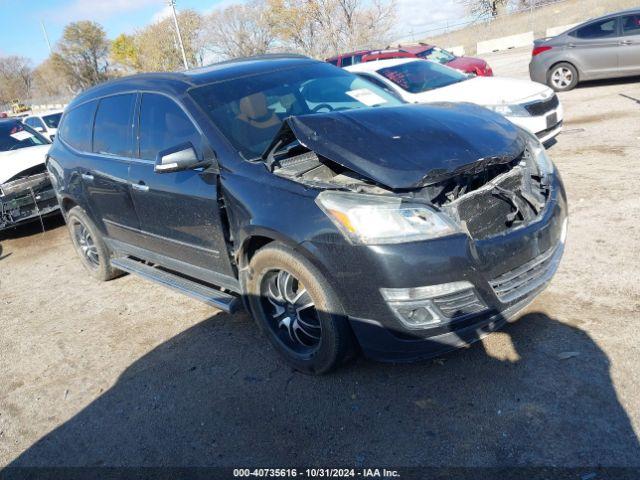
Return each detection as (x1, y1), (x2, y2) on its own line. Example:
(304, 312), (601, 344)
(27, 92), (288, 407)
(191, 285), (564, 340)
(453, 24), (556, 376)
(347, 58), (563, 144)
(327, 43), (493, 77)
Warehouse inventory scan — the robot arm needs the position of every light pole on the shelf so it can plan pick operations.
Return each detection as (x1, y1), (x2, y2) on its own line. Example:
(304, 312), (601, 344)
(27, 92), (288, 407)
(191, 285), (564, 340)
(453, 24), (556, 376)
(41, 20), (52, 55)
(168, 0), (189, 70)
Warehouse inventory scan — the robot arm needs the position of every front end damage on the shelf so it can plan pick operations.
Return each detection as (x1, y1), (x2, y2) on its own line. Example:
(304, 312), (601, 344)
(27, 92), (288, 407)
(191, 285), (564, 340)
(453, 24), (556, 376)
(0, 166), (59, 231)
(263, 104), (567, 360)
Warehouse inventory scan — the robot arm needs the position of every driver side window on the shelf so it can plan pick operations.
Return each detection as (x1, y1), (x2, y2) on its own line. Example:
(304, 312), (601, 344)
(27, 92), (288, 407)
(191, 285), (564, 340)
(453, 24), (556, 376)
(138, 93), (201, 161)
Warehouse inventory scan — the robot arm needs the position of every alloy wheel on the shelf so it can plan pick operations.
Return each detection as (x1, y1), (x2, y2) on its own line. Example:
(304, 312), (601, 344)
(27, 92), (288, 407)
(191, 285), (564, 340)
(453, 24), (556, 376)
(73, 220), (99, 268)
(551, 67), (573, 89)
(261, 269), (322, 353)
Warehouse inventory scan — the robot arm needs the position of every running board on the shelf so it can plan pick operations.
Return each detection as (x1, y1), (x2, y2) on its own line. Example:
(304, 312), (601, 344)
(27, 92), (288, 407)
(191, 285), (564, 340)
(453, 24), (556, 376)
(110, 257), (241, 313)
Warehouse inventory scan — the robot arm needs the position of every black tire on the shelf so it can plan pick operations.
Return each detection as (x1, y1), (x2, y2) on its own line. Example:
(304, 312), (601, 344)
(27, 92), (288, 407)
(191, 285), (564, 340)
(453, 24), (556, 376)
(67, 206), (120, 281)
(547, 62), (578, 92)
(244, 242), (354, 374)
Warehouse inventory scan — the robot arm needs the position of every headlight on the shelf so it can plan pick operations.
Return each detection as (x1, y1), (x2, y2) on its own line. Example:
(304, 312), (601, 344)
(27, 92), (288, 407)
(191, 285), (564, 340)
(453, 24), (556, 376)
(486, 103), (529, 117)
(315, 191), (460, 245)
(520, 127), (554, 176)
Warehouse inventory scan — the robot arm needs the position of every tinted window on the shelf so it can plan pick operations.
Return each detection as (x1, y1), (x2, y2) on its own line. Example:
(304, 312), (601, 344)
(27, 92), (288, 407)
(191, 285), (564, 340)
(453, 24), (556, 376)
(377, 60), (468, 94)
(93, 94), (135, 157)
(575, 18), (618, 38)
(341, 56), (353, 67)
(327, 59), (339, 66)
(138, 94), (200, 161)
(622, 14), (640, 35)
(59, 101), (96, 151)
(0, 121), (48, 152)
(43, 112), (62, 128)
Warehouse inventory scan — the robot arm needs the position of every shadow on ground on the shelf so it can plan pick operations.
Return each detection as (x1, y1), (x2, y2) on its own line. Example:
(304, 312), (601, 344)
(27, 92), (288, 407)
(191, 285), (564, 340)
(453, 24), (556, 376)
(577, 75), (640, 90)
(4, 309), (639, 467)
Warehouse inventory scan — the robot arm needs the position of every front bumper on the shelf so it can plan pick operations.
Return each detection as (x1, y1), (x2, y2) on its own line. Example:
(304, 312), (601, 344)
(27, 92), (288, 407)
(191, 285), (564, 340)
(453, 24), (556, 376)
(0, 173), (60, 230)
(303, 174), (568, 361)
(507, 103), (564, 145)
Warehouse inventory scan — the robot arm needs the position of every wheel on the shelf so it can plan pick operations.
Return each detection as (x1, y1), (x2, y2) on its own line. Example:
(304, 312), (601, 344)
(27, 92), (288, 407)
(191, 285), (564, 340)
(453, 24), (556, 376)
(244, 243), (354, 374)
(547, 62), (578, 92)
(67, 206), (120, 281)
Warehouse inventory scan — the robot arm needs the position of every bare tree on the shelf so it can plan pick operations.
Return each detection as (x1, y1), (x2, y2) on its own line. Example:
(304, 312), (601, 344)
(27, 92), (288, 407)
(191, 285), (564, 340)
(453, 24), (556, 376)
(134, 9), (205, 71)
(459, 0), (509, 18)
(202, 0), (276, 60)
(0, 56), (32, 104)
(31, 57), (72, 100)
(52, 21), (110, 92)
(267, 0), (396, 59)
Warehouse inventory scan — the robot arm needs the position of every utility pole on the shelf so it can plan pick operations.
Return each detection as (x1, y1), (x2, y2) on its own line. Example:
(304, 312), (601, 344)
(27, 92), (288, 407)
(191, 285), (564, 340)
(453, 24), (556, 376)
(41, 20), (52, 55)
(168, 0), (189, 70)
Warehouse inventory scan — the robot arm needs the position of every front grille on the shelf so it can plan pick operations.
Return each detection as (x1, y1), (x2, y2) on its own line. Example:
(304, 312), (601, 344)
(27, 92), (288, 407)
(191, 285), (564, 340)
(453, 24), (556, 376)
(490, 244), (563, 303)
(524, 94), (559, 116)
(432, 288), (487, 318)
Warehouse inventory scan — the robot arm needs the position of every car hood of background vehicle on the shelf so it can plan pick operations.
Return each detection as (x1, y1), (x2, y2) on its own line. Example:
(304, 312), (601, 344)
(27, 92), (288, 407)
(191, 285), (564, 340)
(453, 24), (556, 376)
(446, 56), (488, 72)
(283, 103), (525, 189)
(412, 76), (551, 106)
(0, 145), (49, 184)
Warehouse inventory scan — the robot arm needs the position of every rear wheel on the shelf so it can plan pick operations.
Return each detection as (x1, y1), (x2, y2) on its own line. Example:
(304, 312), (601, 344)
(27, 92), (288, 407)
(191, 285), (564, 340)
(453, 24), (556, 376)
(547, 62), (578, 92)
(67, 206), (120, 281)
(244, 243), (354, 374)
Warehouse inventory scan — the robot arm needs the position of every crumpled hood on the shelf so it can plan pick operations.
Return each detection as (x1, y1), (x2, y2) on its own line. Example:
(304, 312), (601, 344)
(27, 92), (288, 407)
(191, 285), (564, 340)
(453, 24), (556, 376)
(281, 103), (525, 189)
(0, 145), (49, 185)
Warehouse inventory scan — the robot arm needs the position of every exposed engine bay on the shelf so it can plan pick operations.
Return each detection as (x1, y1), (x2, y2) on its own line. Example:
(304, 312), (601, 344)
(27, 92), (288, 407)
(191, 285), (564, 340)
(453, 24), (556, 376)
(270, 141), (549, 240)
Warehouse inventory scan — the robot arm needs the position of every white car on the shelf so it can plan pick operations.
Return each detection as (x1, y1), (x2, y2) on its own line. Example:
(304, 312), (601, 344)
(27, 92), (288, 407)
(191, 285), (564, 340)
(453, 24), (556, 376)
(0, 119), (58, 230)
(22, 110), (63, 141)
(346, 58), (563, 144)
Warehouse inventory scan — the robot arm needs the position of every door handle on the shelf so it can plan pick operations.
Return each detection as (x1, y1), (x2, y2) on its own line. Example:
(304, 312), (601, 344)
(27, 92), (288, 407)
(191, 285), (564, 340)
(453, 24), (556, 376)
(81, 173), (94, 182)
(568, 43), (576, 48)
(620, 40), (633, 45)
(131, 182), (149, 192)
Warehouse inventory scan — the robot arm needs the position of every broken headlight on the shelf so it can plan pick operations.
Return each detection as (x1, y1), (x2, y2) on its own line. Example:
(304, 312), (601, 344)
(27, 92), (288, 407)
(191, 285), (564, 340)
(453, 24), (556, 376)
(522, 128), (554, 177)
(316, 191), (460, 245)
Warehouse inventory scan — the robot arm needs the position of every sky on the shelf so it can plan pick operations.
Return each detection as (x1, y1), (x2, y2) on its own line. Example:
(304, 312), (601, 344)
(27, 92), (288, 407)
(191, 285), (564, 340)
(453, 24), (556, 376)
(0, 0), (466, 65)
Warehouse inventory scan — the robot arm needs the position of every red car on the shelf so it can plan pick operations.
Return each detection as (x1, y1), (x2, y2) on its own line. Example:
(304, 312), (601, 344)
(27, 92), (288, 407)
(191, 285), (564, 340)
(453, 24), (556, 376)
(327, 44), (493, 76)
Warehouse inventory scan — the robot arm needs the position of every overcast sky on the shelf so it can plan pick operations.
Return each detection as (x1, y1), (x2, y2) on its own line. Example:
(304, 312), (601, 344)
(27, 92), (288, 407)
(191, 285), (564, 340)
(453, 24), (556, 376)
(0, 0), (467, 64)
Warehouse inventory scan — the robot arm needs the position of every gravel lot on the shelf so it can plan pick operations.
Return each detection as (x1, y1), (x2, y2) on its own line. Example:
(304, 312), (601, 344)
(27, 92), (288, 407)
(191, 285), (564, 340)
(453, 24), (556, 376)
(1, 51), (640, 469)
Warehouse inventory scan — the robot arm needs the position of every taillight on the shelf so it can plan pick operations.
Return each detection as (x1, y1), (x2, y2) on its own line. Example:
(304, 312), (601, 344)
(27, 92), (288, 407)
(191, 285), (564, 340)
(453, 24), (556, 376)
(532, 45), (552, 56)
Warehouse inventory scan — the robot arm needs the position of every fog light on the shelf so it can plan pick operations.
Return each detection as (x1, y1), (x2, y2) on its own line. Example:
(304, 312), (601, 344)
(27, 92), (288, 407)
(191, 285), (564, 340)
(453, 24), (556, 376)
(381, 281), (488, 330)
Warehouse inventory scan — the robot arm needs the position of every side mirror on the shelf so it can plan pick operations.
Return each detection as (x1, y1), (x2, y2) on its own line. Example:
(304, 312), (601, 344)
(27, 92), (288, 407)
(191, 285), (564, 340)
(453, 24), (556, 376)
(154, 142), (203, 173)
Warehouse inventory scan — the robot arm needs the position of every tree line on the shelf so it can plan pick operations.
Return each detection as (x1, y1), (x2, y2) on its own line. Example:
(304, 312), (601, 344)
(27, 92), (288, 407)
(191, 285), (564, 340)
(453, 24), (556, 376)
(0, 0), (396, 105)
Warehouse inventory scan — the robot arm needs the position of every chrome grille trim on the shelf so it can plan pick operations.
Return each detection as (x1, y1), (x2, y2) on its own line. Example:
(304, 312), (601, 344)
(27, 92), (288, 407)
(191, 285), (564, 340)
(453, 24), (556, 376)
(490, 243), (564, 303)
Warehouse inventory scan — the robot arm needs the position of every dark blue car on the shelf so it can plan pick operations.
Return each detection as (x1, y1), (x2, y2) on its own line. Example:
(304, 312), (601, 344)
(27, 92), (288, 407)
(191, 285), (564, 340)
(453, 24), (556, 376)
(47, 55), (568, 374)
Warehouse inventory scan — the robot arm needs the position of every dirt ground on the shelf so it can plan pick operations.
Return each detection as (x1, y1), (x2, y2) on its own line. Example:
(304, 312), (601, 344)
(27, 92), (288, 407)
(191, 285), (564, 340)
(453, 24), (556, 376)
(1, 53), (640, 469)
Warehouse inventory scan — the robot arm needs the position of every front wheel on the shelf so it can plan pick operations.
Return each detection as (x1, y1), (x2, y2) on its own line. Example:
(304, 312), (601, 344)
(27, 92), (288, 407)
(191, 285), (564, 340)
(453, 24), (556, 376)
(67, 206), (120, 281)
(244, 243), (354, 374)
(547, 62), (578, 92)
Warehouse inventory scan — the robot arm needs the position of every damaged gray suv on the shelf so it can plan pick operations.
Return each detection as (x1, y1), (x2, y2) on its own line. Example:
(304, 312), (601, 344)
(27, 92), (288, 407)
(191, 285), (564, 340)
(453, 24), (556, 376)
(48, 55), (568, 374)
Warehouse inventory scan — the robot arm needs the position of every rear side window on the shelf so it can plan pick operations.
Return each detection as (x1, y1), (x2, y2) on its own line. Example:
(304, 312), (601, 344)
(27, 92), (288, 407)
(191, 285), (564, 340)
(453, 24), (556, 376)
(327, 59), (339, 66)
(341, 56), (353, 67)
(59, 101), (97, 151)
(138, 93), (201, 161)
(575, 18), (618, 39)
(93, 94), (135, 157)
(622, 14), (640, 35)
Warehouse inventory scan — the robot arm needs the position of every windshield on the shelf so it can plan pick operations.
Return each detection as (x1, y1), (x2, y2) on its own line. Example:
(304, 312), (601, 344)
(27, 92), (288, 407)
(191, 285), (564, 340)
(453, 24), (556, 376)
(377, 60), (468, 94)
(416, 47), (456, 64)
(0, 122), (49, 152)
(189, 62), (403, 159)
(43, 113), (62, 129)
